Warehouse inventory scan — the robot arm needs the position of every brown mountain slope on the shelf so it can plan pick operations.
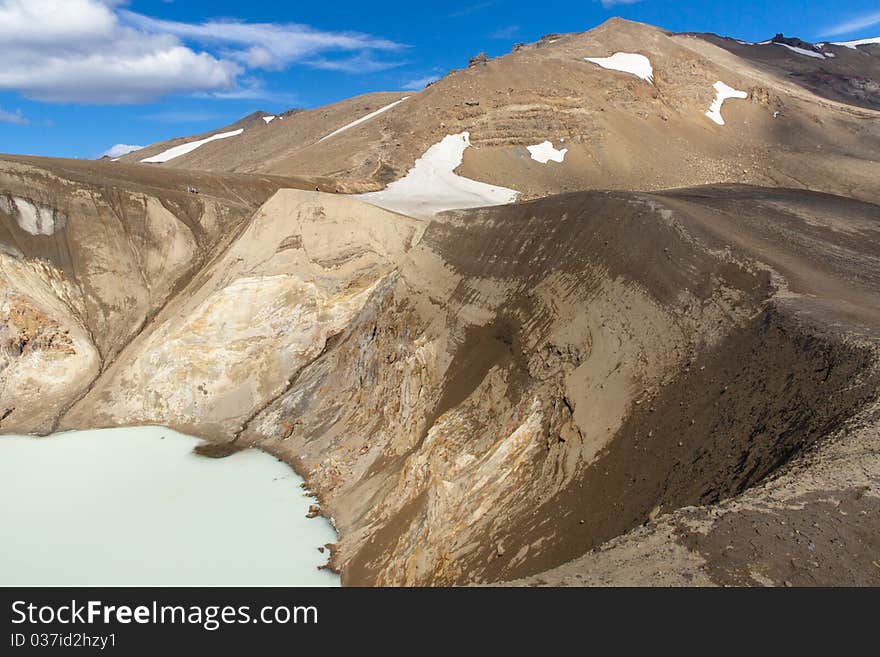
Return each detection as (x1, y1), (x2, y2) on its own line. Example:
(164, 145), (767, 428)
(118, 91), (409, 188)
(116, 108), (298, 166)
(118, 19), (880, 207)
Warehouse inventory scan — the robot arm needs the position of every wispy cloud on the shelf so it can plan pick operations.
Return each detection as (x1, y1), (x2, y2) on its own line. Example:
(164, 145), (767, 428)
(402, 74), (441, 90)
(449, 2), (494, 18)
(0, 0), (407, 104)
(489, 25), (520, 39)
(192, 77), (296, 103)
(819, 11), (880, 37)
(139, 110), (225, 123)
(305, 53), (405, 74)
(597, 0), (645, 8)
(121, 11), (407, 71)
(0, 107), (29, 125)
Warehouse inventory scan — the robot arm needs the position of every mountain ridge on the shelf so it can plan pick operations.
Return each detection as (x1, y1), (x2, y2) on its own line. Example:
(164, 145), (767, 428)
(115, 18), (880, 210)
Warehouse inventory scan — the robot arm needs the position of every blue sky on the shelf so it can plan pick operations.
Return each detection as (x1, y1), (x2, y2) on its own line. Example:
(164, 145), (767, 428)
(1, 0), (878, 159)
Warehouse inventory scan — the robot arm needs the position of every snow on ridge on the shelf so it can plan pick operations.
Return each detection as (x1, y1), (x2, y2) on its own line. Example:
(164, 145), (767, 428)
(318, 97), (409, 142)
(262, 116), (276, 124)
(585, 52), (654, 84)
(140, 129), (244, 164)
(527, 141), (568, 164)
(705, 81), (748, 126)
(357, 132), (518, 218)
(774, 43), (826, 59)
(830, 36), (880, 49)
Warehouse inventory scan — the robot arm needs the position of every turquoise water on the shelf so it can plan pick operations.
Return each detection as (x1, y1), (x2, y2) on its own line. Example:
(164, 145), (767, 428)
(0, 426), (339, 586)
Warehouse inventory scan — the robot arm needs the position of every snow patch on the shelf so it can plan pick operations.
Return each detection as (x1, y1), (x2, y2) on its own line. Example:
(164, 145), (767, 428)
(357, 132), (518, 218)
(526, 141), (568, 164)
(705, 81), (748, 126)
(585, 52), (654, 83)
(831, 37), (880, 49)
(0, 195), (66, 236)
(140, 129), (244, 164)
(262, 116), (276, 124)
(319, 97), (409, 142)
(775, 43), (826, 59)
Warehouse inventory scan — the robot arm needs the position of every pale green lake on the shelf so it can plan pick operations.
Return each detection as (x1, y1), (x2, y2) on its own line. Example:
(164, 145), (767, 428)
(0, 426), (339, 586)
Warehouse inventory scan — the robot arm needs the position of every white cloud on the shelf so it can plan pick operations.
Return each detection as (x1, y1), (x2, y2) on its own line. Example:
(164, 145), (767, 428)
(120, 11), (407, 71)
(0, 0), (407, 104)
(0, 0), (116, 44)
(819, 11), (880, 37)
(0, 0), (239, 103)
(0, 107), (29, 125)
(99, 144), (143, 158)
(402, 75), (441, 90)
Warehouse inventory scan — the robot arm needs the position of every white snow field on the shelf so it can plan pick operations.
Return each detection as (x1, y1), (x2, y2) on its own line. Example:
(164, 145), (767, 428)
(319, 96), (409, 142)
(262, 115), (276, 124)
(774, 43), (826, 59)
(584, 52), (654, 83)
(527, 141), (568, 164)
(357, 132), (518, 218)
(830, 37), (880, 49)
(140, 129), (244, 163)
(705, 81), (748, 126)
